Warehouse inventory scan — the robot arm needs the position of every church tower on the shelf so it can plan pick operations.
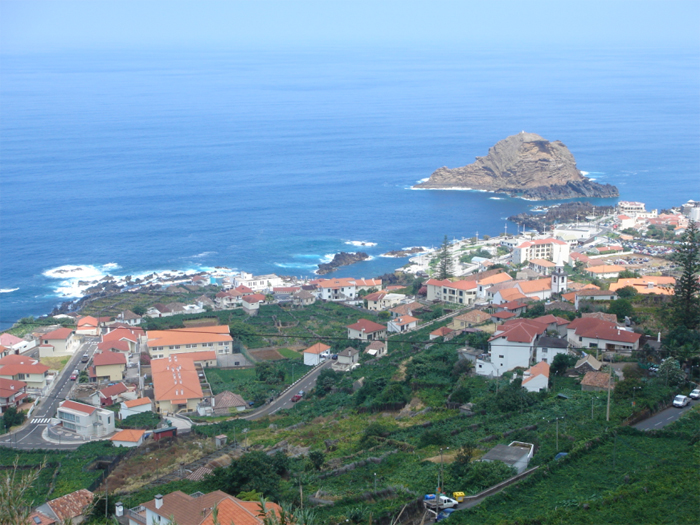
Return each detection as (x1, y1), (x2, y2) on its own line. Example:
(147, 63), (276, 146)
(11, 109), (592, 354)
(551, 265), (567, 294)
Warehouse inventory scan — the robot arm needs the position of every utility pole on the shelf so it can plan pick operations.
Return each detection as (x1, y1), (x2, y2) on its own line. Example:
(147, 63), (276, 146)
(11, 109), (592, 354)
(606, 366), (612, 422)
(556, 419), (559, 452)
(105, 477), (108, 519)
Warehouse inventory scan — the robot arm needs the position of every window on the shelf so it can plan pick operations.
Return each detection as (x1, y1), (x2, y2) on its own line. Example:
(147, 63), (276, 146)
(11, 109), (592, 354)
(185, 344), (192, 348)
(234, 361), (240, 366)
(60, 411), (77, 422)
(499, 355), (504, 359)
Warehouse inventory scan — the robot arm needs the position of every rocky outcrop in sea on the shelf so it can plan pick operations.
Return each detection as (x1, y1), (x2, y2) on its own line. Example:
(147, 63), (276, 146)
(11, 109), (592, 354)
(414, 132), (618, 200)
(317, 252), (369, 275)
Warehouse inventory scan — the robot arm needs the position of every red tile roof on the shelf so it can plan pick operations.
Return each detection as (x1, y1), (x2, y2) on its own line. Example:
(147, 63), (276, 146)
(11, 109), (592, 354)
(47, 489), (94, 521)
(110, 429), (146, 443)
(0, 377), (27, 398)
(124, 397), (152, 408)
(99, 382), (128, 398)
(242, 293), (266, 303)
(93, 351), (127, 367)
(347, 319), (386, 333)
(522, 361), (550, 385)
(43, 327), (73, 340)
(59, 400), (97, 415)
(97, 340), (130, 353)
(303, 343), (331, 355)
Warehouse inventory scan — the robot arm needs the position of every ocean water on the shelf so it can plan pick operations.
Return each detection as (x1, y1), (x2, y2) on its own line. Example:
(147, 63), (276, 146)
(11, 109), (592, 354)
(1, 46), (698, 328)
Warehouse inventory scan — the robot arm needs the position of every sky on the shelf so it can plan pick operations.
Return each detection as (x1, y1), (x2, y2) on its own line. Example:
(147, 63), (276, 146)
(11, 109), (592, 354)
(1, 0), (699, 53)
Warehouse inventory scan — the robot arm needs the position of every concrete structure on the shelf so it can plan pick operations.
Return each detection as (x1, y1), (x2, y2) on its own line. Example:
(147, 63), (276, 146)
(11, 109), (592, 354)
(234, 272), (284, 292)
(57, 400), (115, 438)
(365, 340), (387, 357)
(347, 319), (387, 341)
(336, 347), (360, 368)
(303, 343), (331, 366)
(475, 319), (548, 377)
(425, 278), (478, 305)
(147, 326), (233, 359)
(550, 266), (568, 294)
(450, 310), (492, 329)
(534, 336), (569, 364)
(241, 293), (266, 314)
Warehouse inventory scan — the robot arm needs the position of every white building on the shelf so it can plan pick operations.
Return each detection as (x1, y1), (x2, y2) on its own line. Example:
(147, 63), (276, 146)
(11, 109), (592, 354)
(303, 343), (331, 366)
(387, 315), (419, 333)
(475, 319), (547, 377)
(318, 278), (382, 302)
(512, 238), (570, 266)
(57, 400), (115, 438)
(521, 361), (550, 392)
(234, 272), (284, 292)
(120, 397), (153, 420)
(425, 279), (477, 306)
(347, 319), (387, 341)
(617, 201), (658, 219)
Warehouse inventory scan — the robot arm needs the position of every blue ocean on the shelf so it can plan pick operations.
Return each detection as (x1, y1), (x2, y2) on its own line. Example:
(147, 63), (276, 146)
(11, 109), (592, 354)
(1, 46), (698, 329)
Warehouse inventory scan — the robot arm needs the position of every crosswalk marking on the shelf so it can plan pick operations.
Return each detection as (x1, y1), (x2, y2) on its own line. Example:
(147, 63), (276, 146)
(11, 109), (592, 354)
(32, 418), (50, 424)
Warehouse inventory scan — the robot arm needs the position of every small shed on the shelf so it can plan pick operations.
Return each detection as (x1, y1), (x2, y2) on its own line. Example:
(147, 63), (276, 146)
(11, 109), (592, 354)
(215, 434), (228, 448)
(152, 426), (177, 441)
(481, 441), (534, 474)
(110, 429), (146, 448)
(337, 347), (360, 366)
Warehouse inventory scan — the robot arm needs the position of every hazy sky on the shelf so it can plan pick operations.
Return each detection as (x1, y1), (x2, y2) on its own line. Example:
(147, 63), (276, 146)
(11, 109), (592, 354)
(2, 0), (699, 53)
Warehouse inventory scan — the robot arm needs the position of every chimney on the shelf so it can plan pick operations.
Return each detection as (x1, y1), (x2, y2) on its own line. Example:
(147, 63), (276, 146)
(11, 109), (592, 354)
(115, 502), (123, 517)
(155, 494), (163, 509)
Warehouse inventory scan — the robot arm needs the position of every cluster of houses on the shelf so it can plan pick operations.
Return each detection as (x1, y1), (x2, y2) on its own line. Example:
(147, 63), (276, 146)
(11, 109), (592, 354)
(615, 200), (691, 236)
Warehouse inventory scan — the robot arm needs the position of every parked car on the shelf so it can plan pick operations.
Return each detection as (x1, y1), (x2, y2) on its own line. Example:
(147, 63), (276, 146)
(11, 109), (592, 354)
(332, 354), (338, 360)
(673, 395), (690, 408)
(81, 353), (89, 363)
(436, 508), (456, 521)
(424, 494), (458, 510)
(689, 389), (700, 400)
(291, 394), (302, 402)
(70, 370), (79, 381)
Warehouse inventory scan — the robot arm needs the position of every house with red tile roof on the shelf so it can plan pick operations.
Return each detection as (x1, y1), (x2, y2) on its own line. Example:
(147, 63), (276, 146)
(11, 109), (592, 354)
(476, 319), (549, 377)
(35, 489), (95, 524)
(0, 354), (50, 392)
(566, 317), (641, 352)
(57, 400), (115, 437)
(89, 381), (130, 407)
(102, 326), (141, 352)
(92, 351), (127, 382)
(129, 490), (282, 525)
(429, 326), (454, 341)
(318, 278), (382, 302)
(365, 291), (405, 311)
(120, 396), (153, 420)
(347, 319), (387, 341)
(528, 258), (556, 275)
(425, 278), (478, 305)
(241, 293), (267, 314)
(532, 314), (571, 336)
(303, 343), (331, 366)
(522, 361), (550, 392)
(110, 428), (147, 447)
(0, 377), (27, 414)
(39, 327), (77, 358)
(516, 278), (553, 300)
(390, 301), (423, 318)
(387, 315), (419, 333)
(449, 309), (492, 330)
(585, 265), (626, 279)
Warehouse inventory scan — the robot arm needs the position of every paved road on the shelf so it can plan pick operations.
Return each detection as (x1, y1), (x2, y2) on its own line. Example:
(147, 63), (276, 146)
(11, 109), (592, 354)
(0, 338), (99, 450)
(633, 398), (698, 430)
(243, 360), (334, 420)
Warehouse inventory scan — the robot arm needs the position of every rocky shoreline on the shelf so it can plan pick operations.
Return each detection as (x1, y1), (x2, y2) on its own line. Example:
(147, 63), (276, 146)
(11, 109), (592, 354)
(380, 247), (428, 258)
(508, 202), (616, 232)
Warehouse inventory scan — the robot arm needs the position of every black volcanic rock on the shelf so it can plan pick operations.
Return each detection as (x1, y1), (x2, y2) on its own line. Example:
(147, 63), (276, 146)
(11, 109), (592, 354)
(414, 132), (618, 200)
(317, 252), (369, 275)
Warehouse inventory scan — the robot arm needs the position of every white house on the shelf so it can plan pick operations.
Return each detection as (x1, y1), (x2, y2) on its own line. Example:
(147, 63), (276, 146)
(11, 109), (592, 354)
(387, 315), (419, 333)
(318, 278), (382, 302)
(0, 354), (50, 393)
(566, 317), (640, 352)
(364, 340), (387, 358)
(241, 294), (266, 314)
(110, 428), (146, 448)
(365, 291), (404, 311)
(534, 336), (570, 363)
(481, 442), (535, 474)
(57, 400), (115, 438)
(234, 272), (284, 292)
(39, 327), (77, 358)
(475, 319), (547, 377)
(120, 397), (153, 420)
(303, 343), (331, 366)
(347, 319), (387, 341)
(425, 279), (477, 306)
(521, 361), (550, 392)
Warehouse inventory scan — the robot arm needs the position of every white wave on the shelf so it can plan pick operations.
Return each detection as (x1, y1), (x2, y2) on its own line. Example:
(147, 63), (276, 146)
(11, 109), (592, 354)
(0, 288), (19, 293)
(489, 197), (504, 200)
(345, 240), (377, 247)
(101, 262), (121, 271)
(410, 186), (494, 193)
(416, 177), (430, 183)
(293, 253), (322, 259)
(43, 264), (106, 280)
(188, 251), (217, 259)
(588, 178), (597, 181)
(274, 262), (319, 269)
(581, 171), (589, 176)
(320, 253), (335, 263)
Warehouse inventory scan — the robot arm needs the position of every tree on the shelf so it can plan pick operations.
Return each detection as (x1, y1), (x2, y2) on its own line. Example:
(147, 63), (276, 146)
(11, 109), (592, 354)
(551, 353), (576, 377)
(437, 235), (454, 280)
(658, 358), (685, 386)
(0, 458), (46, 525)
(450, 385), (472, 404)
(308, 451), (325, 471)
(668, 221), (700, 330)
(132, 305), (147, 316)
(2, 406), (25, 431)
(608, 298), (634, 322)
(218, 451), (282, 499)
(616, 285), (639, 299)
(450, 442), (477, 479)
